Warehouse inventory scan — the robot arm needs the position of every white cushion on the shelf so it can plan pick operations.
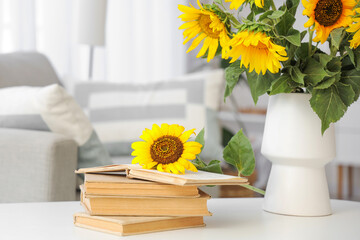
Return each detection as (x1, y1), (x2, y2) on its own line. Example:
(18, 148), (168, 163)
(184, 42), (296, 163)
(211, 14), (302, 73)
(0, 84), (111, 168)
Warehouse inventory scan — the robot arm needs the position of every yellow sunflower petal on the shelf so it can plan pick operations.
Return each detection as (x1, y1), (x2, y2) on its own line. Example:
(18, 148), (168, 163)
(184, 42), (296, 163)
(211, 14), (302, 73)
(132, 157), (141, 164)
(178, 157), (189, 166)
(207, 38), (219, 62)
(184, 141), (202, 148)
(157, 163), (164, 172)
(178, 4), (201, 14)
(304, 17), (315, 28)
(254, 0), (264, 8)
(179, 128), (196, 143)
(181, 152), (196, 160)
(168, 124), (178, 136)
(151, 124), (163, 140)
(168, 163), (179, 174)
(173, 125), (185, 137)
(160, 123), (169, 135)
(183, 146), (202, 155)
(179, 21), (198, 30)
(140, 130), (154, 144)
(225, 0), (246, 10)
(196, 37), (212, 58)
(174, 162), (185, 174)
(187, 33), (207, 53)
(131, 141), (150, 150)
(186, 161), (198, 172)
(143, 161), (157, 169)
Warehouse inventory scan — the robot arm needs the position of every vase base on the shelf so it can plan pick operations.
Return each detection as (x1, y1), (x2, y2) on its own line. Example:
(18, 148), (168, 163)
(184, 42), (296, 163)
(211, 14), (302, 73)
(263, 208), (332, 217)
(263, 163), (332, 217)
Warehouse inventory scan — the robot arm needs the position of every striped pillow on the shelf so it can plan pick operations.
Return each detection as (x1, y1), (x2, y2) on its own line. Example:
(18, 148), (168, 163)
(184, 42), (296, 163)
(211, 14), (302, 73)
(74, 69), (225, 162)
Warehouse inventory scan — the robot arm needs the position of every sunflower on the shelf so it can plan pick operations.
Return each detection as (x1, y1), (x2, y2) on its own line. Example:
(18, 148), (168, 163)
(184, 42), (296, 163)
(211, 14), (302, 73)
(225, 0), (264, 10)
(178, 0), (230, 62)
(302, 0), (356, 44)
(347, 8), (360, 48)
(131, 124), (202, 174)
(226, 30), (288, 75)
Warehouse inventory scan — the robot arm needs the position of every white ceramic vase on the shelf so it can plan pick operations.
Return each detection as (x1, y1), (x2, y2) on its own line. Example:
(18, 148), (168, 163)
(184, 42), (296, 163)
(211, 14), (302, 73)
(261, 93), (335, 217)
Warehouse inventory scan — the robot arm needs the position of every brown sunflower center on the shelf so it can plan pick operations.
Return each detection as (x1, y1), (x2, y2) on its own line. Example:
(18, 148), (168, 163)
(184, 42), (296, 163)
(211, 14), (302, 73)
(314, 0), (343, 27)
(150, 135), (184, 164)
(198, 14), (221, 38)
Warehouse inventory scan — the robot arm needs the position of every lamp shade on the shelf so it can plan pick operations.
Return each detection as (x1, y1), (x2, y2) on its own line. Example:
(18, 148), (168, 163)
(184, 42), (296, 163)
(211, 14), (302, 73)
(77, 0), (107, 46)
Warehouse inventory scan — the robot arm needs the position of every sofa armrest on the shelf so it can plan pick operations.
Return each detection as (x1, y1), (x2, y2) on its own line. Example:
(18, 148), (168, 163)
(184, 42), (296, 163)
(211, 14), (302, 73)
(0, 128), (78, 202)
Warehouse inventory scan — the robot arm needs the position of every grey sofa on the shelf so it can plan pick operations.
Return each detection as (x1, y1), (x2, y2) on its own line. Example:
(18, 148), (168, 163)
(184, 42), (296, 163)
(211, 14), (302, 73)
(0, 52), (78, 202)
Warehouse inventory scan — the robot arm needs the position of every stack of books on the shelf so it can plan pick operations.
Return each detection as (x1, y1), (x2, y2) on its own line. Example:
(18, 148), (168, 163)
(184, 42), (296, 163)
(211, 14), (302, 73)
(74, 164), (248, 236)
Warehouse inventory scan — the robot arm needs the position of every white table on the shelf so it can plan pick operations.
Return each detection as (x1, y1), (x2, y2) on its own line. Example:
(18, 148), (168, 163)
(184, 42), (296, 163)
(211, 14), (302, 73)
(1, 198), (360, 240)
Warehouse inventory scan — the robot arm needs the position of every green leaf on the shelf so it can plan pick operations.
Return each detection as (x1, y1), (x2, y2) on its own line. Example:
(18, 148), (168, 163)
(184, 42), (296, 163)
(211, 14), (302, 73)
(330, 28), (343, 50)
(275, 11), (296, 36)
(315, 53), (333, 67)
(290, 66), (306, 84)
(224, 61), (246, 101)
(223, 129), (255, 176)
(296, 42), (315, 59)
(268, 10), (285, 19)
(310, 86), (347, 134)
(304, 58), (329, 86)
(258, 11), (274, 22)
(286, 0), (300, 15)
(202, 160), (223, 174)
(246, 71), (278, 104)
(193, 158), (223, 174)
(345, 46), (360, 70)
(342, 55), (354, 70)
(341, 69), (360, 101)
(335, 82), (355, 107)
(193, 157), (206, 169)
(284, 28), (301, 46)
(195, 128), (205, 151)
(300, 30), (307, 41)
(326, 57), (341, 75)
(269, 74), (293, 95)
(314, 76), (336, 89)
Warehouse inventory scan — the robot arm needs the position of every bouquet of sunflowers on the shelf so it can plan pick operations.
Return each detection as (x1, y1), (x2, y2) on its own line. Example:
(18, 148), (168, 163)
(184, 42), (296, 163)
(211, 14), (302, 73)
(179, 0), (360, 134)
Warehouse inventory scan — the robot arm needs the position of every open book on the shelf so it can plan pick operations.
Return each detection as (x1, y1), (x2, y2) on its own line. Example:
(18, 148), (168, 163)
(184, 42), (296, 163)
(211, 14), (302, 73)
(76, 164), (248, 186)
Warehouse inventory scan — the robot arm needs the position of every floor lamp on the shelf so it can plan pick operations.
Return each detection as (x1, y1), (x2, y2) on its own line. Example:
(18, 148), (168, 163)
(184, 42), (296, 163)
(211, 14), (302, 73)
(77, 0), (107, 80)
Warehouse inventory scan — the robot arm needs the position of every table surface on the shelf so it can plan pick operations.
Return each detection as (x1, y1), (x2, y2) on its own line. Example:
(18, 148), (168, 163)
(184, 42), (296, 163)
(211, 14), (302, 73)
(1, 198), (360, 240)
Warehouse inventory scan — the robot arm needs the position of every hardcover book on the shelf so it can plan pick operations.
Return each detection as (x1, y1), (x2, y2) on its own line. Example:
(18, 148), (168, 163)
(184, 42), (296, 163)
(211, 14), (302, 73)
(74, 212), (205, 236)
(84, 173), (200, 198)
(80, 185), (212, 216)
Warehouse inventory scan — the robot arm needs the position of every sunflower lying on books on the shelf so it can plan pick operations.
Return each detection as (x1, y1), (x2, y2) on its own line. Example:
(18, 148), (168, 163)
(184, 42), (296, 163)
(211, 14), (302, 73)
(131, 124), (202, 174)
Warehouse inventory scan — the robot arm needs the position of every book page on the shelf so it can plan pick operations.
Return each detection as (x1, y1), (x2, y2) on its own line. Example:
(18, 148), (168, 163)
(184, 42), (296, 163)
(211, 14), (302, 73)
(85, 173), (151, 183)
(136, 168), (246, 180)
(129, 168), (248, 185)
(76, 164), (141, 174)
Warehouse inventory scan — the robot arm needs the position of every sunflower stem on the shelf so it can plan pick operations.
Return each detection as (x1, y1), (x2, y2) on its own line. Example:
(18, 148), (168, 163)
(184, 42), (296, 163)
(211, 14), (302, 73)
(240, 184), (266, 195)
(308, 28), (314, 57)
(270, 0), (276, 11)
